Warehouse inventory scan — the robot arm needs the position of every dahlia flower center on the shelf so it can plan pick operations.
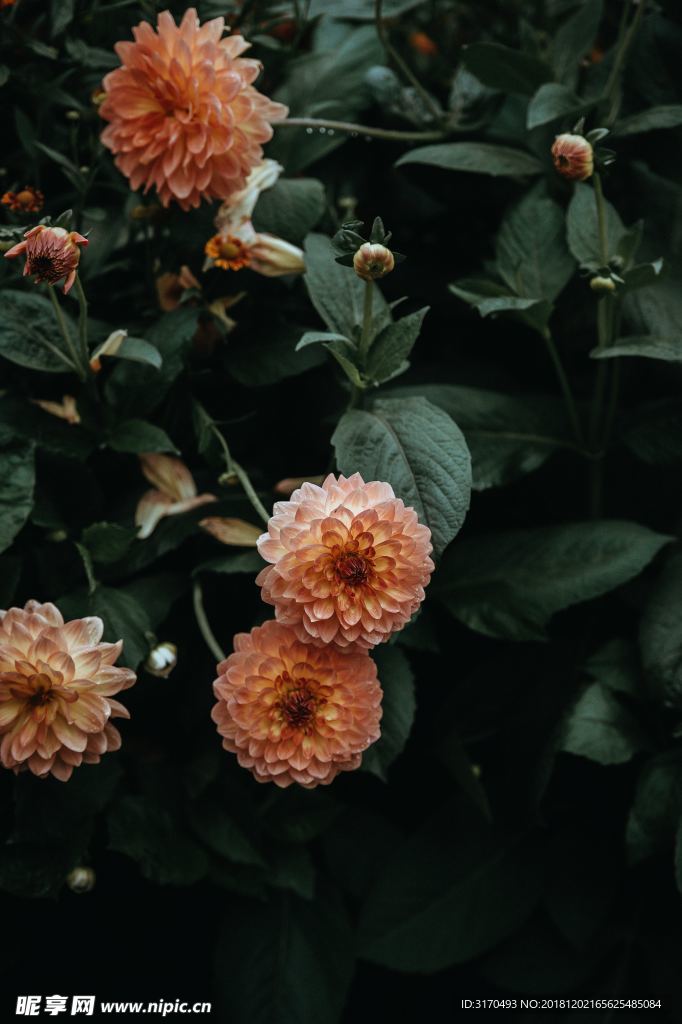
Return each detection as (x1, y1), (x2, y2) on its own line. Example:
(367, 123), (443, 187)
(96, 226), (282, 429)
(30, 255), (60, 279)
(26, 673), (56, 707)
(557, 154), (569, 167)
(335, 554), (370, 586)
(275, 671), (326, 732)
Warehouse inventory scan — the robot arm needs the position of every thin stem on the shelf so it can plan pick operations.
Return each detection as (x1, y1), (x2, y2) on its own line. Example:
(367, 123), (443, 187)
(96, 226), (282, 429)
(47, 286), (85, 380)
(542, 329), (584, 445)
(208, 420), (270, 525)
(374, 0), (442, 123)
(601, 0), (649, 126)
(274, 117), (446, 142)
(593, 172), (609, 267)
(359, 281), (374, 366)
(74, 275), (90, 370)
(192, 581), (226, 663)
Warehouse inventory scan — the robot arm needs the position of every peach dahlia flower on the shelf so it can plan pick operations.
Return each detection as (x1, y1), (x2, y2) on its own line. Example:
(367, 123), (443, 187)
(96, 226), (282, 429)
(211, 620), (382, 788)
(4, 226), (88, 295)
(0, 601), (136, 782)
(99, 9), (288, 211)
(257, 473), (434, 650)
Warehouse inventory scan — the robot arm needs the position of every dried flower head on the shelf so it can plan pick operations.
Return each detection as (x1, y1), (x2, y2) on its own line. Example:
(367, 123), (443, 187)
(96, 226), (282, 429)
(551, 133), (594, 181)
(257, 473), (434, 650)
(99, 9), (288, 210)
(1, 186), (44, 213)
(4, 226), (88, 294)
(135, 453), (217, 539)
(0, 600), (136, 781)
(353, 242), (395, 281)
(211, 620), (382, 787)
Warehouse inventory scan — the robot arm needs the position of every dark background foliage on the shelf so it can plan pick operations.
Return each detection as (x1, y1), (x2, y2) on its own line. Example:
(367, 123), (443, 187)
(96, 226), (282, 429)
(1, 0), (682, 1019)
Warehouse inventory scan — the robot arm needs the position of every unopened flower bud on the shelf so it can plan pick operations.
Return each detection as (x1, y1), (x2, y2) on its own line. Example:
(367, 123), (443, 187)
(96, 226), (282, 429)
(353, 242), (395, 281)
(590, 275), (617, 293)
(144, 641), (178, 678)
(66, 867), (96, 894)
(551, 133), (594, 181)
(65, 110), (80, 122)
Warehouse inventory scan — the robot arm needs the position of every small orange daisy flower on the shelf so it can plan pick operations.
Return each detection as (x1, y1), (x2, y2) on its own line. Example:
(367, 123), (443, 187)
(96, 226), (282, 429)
(1, 186), (44, 214)
(204, 234), (252, 271)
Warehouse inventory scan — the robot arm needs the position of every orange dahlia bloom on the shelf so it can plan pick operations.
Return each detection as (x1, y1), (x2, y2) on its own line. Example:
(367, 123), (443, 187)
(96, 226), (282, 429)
(551, 133), (594, 181)
(1, 186), (44, 214)
(4, 226), (88, 295)
(211, 620), (382, 787)
(0, 601), (136, 782)
(257, 473), (434, 650)
(99, 8), (289, 211)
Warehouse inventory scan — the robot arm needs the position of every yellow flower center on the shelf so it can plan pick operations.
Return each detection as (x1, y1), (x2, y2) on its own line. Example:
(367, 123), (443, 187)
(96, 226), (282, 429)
(204, 234), (251, 271)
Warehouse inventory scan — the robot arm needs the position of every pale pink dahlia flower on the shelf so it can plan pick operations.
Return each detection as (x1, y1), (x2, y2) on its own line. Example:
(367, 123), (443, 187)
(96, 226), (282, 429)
(211, 620), (382, 788)
(0, 601), (136, 782)
(4, 226), (88, 295)
(257, 473), (434, 650)
(99, 9), (289, 211)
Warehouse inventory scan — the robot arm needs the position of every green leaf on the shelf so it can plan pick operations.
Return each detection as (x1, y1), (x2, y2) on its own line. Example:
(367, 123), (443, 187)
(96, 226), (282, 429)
(0, 291), (78, 373)
(362, 646), (416, 781)
(59, 586), (152, 669)
(461, 42), (552, 95)
(496, 192), (575, 302)
(64, 37), (119, 69)
(194, 551), (264, 576)
(566, 182), (626, 265)
(100, 336), (163, 370)
(640, 552), (682, 707)
(626, 750), (682, 864)
(585, 637), (641, 696)
(592, 335), (682, 362)
(215, 888), (354, 1024)
(0, 443), (35, 554)
(50, 0), (75, 36)
(108, 796), (208, 885)
(108, 420), (178, 455)
(324, 341), (365, 388)
(526, 83), (584, 129)
(435, 521), (671, 642)
(332, 396), (472, 558)
(188, 797), (266, 868)
(296, 331), (351, 351)
(82, 522), (138, 564)
(253, 178), (325, 245)
(449, 279), (553, 331)
(387, 384), (569, 490)
(358, 804), (544, 971)
(269, 844), (316, 900)
(397, 142), (544, 177)
(551, 0), (603, 88)
(227, 322), (326, 386)
(622, 399), (682, 467)
(303, 233), (390, 341)
(613, 105), (682, 137)
(560, 682), (650, 765)
(365, 307), (429, 385)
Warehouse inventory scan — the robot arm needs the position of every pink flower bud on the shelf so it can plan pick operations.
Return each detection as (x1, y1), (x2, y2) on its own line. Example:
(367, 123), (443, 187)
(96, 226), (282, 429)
(551, 133), (594, 181)
(353, 243), (395, 281)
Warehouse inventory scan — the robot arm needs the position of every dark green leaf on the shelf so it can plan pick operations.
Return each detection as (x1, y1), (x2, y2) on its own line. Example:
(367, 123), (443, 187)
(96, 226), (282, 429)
(82, 522), (138, 564)
(0, 291), (78, 373)
(332, 396), (472, 557)
(108, 420), (178, 455)
(614, 105), (682, 137)
(566, 182), (626, 265)
(108, 796), (208, 885)
(551, 0), (603, 88)
(362, 646), (415, 781)
(626, 750), (682, 864)
(366, 307), (429, 384)
(592, 335), (682, 362)
(461, 42), (552, 95)
(526, 83), (584, 129)
(560, 682), (650, 764)
(496, 192), (575, 301)
(50, 0), (75, 36)
(188, 797), (266, 867)
(640, 552), (682, 707)
(0, 443), (35, 554)
(435, 521), (671, 641)
(397, 142), (544, 177)
(253, 178), (325, 245)
(59, 586), (152, 669)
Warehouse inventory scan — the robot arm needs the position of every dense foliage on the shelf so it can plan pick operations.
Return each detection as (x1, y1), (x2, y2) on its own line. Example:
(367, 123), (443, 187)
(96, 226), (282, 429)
(1, 0), (682, 1017)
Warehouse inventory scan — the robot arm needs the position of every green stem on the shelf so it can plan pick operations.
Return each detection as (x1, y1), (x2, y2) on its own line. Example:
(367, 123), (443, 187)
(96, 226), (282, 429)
(542, 329), (584, 445)
(358, 281), (374, 366)
(601, 0), (649, 126)
(374, 0), (442, 123)
(274, 117), (445, 142)
(74, 275), (90, 370)
(47, 285), (85, 379)
(192, 581), (226, 662)
(593, 172), (609, 267)
(208, 420), (270, 525)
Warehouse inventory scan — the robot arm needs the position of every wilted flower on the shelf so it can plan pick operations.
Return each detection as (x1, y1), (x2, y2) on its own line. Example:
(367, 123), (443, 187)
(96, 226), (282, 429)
(353, 243), (395, 281)
(144, 641), (178, 678)
(89, 329), (128, 372)
(136, 453), (217, 539)
(31, 395), (80, 425)
(274, 475), (325, 496)
(0, 600), (136, 782)
(155, 265), (201, 311)
(205, 159), (305, 277)
(4, 225), (88, 294)
(551, 133), (594, 181)
(1, 186), (44, 213)
(66, 867), (96, 893)
(99, 8), (288, 211)
(200, 517), (263, 546)
(211, 620), (382, 788)
(257, 473), (434, 650)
